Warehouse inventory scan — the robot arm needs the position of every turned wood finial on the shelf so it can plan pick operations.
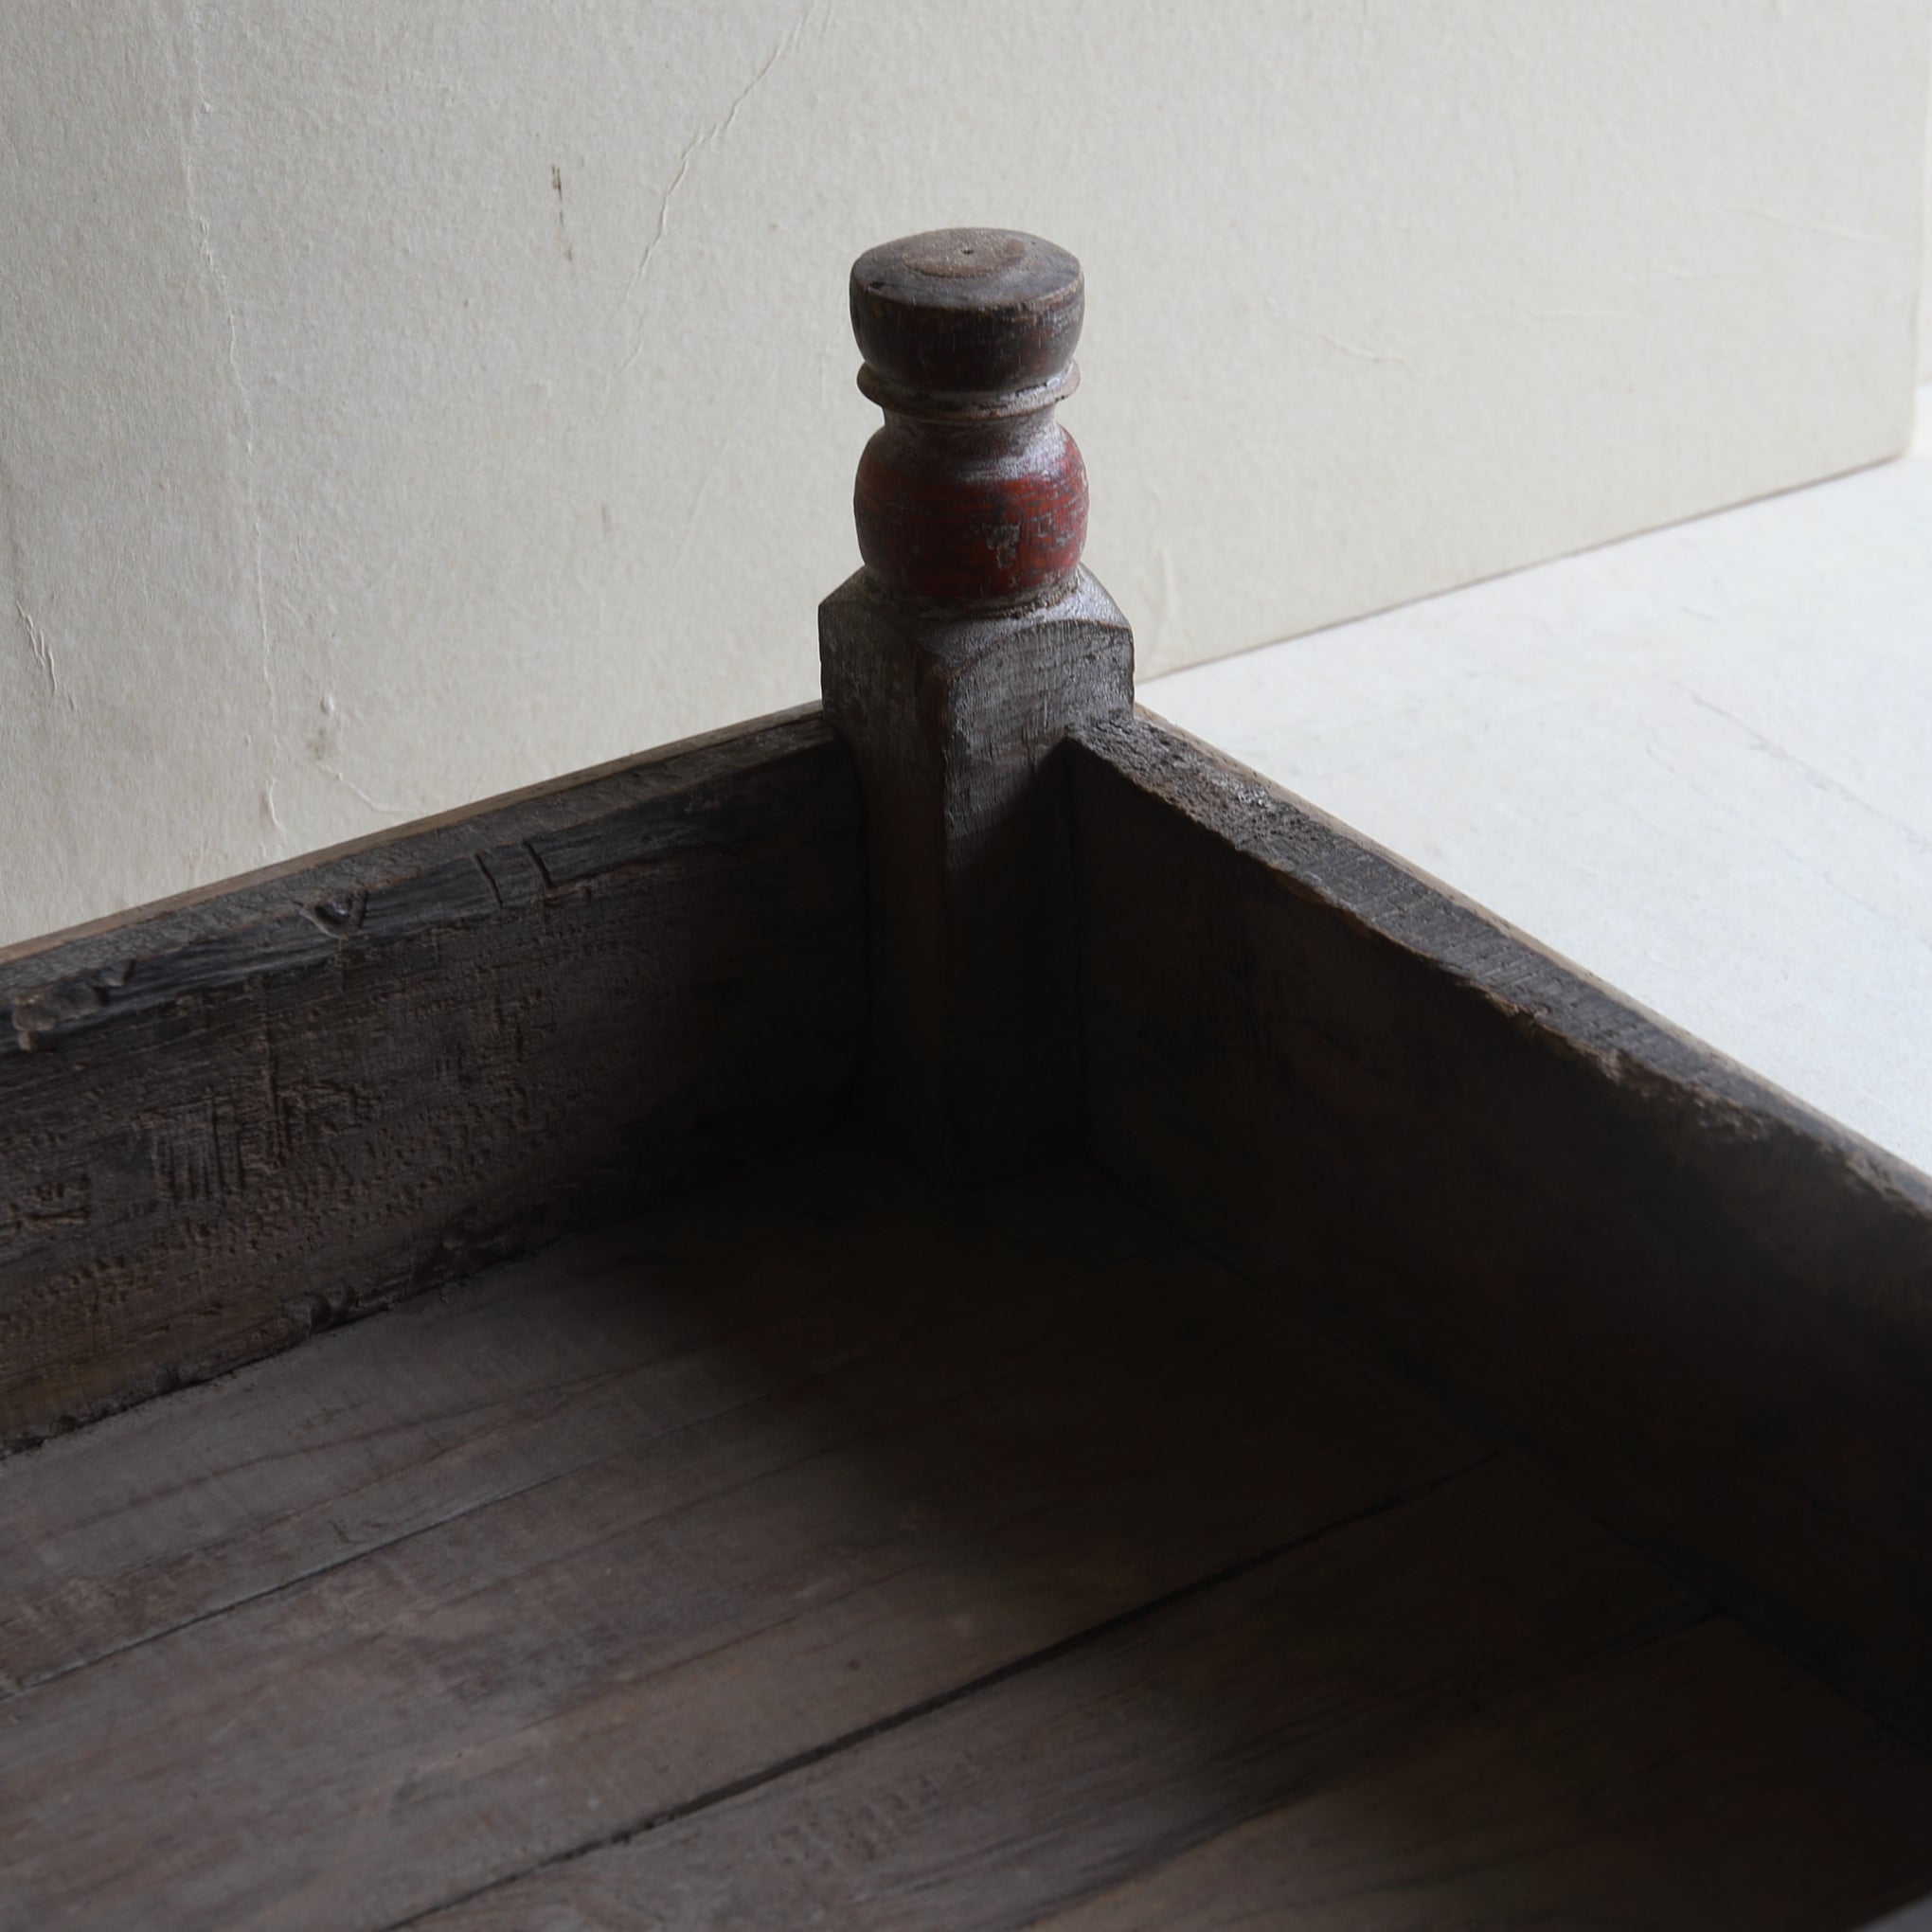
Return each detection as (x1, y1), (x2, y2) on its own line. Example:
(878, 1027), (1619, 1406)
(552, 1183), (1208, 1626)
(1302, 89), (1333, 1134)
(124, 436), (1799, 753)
(824, 226), (1131, 1180)
(850, 228), (1088, 608)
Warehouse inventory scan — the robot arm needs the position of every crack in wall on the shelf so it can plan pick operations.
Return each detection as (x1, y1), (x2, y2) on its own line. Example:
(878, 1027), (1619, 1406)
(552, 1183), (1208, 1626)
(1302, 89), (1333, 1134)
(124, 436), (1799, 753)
(617, 0), (820, 375)
(1278, 312), (1421, 374)
(0, 449), (63, 712)
(1734, 206), (1891, 248)
(671, 435), (738, 573)
(1641, 732), (1932, 952)
(315, 762), (406, 817)
(13, 599), (60, 701)
(1663, 678), (1932, 867)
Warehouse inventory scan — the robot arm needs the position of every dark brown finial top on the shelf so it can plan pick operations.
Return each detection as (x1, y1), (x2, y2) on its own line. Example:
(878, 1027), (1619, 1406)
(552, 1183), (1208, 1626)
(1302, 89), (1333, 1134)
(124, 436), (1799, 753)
(849, 228), (1089, 607)
(850, 229), (1083, 406)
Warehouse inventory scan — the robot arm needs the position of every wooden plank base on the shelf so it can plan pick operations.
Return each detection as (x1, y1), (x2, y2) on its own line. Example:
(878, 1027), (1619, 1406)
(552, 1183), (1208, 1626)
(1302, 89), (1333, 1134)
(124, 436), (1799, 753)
(4, 1134), (1929, 1930)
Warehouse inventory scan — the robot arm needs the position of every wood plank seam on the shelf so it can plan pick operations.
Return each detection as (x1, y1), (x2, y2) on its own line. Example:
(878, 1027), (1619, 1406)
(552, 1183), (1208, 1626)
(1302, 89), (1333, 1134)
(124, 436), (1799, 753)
(0, 1131), (1494, 1925)
(377, 1456), (1498, 1932)
(0, 1213), (1188, 1698)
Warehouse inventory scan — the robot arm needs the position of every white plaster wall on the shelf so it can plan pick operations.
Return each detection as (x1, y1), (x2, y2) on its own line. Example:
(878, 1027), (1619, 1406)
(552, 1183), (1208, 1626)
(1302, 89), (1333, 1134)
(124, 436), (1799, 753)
(1923, 81), (1932, 377)
(2, 1), (1927, 949)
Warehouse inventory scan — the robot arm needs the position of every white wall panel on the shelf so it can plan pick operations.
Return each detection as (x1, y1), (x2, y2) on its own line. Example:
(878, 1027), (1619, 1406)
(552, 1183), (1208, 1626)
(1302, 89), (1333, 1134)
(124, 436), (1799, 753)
(2, 1), (1926, 946)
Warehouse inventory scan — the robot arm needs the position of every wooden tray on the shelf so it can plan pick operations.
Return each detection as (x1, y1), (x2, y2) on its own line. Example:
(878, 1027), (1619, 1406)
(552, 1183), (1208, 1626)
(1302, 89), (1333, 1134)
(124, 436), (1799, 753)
(4, 228), (1929, 1929)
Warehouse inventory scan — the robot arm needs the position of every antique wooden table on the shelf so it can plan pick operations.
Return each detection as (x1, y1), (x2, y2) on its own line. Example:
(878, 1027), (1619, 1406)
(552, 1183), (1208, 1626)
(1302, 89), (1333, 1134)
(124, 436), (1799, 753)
(4, 230), (1931, 1929)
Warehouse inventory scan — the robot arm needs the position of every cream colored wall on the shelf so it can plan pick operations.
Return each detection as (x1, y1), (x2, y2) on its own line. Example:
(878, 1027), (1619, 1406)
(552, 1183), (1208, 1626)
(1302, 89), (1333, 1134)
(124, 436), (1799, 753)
(1922, 84), (1932, 377)
(3, 0), (1927, 950)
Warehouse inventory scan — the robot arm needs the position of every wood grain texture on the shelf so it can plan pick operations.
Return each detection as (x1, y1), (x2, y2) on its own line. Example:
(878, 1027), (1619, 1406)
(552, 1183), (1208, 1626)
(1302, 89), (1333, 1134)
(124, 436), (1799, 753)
(0, 1134), (1483, 1930)
(413, 1466), (1932, 1932)
(0, 708), (865, 1448)
(1020, 1613), (1932, 1932)
(819, 568), (1133, 1179)
(1070, 709), (1932, 1744)
(0, 1136), (1173, 1698)
(849, 229), (1087, 608)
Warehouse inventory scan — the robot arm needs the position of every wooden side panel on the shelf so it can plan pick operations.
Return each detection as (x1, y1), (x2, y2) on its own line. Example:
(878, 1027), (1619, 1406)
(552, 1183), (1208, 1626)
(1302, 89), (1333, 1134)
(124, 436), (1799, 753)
(0, 710), (865, 1447)
(1070, 711), (1932, 1741)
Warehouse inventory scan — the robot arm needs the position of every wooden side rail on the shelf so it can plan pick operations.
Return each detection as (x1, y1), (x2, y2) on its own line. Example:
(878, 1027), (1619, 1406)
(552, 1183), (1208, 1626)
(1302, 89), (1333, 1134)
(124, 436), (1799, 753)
(0, 710), (864, 1446)
(1071, 707), (1932, 1743)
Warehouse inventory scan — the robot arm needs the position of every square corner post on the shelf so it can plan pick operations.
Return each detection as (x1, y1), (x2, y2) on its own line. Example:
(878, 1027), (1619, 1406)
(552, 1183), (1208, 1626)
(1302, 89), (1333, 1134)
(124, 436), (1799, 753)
(816, 229), (1136, 1182)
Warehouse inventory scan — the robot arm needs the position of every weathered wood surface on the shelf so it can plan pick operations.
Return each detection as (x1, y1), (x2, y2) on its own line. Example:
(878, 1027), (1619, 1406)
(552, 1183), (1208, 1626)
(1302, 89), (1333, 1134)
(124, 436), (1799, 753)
(0, 707), (864, 1448)
(848, 228), (1088, 609)
(0, 1136), (1175, 1698)
(821, 569), (1132, 1178)
(1071, 709), (1932, 1744)
(1014, 1611), (1932, 1932)
(0, 1135), (1486, 1929)
(427, 1479), (1932, 1932)
(823, 227), (1131, 1178)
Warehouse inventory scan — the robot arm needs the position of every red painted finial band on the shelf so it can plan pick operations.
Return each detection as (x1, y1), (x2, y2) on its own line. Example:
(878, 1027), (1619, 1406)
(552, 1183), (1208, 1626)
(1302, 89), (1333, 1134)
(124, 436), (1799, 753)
(848, 228), (1088, 609)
